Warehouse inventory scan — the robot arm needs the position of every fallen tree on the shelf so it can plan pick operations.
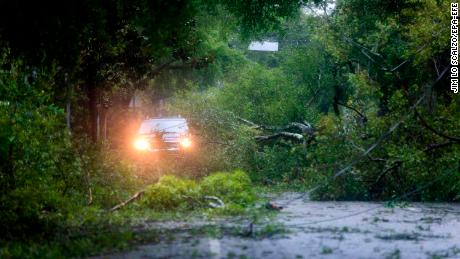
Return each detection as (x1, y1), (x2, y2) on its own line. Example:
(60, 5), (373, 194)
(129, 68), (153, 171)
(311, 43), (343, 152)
(238, 118), (315, 145)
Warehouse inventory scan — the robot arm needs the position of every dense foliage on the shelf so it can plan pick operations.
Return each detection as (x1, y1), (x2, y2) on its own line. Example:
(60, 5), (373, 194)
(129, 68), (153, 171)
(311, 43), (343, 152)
(169, 0), (460, 201)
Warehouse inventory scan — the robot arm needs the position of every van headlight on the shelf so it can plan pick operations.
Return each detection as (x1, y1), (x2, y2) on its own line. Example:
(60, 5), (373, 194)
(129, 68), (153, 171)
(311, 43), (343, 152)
(134, 138), (150, 151)
(180, 137), (192, 148)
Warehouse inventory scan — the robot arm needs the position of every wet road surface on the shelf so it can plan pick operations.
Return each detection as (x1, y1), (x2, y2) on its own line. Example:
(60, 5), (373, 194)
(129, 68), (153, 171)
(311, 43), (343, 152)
(100, 193), (460, 259)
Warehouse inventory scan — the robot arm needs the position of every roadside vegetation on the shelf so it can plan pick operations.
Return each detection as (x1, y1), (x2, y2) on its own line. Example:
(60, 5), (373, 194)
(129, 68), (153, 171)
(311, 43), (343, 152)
(0, 0), (458, 257)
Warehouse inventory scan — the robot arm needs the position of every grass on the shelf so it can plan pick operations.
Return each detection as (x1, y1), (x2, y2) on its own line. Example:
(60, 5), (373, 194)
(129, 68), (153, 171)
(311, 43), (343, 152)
(321, 246), (333, 254)
(253, 181), (311, 195)
(385, 249), (401, 259)
(254, 223), (289, 238)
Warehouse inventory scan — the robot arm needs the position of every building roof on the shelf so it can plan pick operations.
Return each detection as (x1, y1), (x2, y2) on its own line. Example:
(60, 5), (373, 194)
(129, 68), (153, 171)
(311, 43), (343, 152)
(248, 41), (279, 52)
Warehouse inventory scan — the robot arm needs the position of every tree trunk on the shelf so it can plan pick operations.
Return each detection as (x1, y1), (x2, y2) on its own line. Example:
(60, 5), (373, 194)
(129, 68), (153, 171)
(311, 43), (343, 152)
(88, 85), (99, 142)
(66, 100), (71, 129)
(100, 107), (108, 141)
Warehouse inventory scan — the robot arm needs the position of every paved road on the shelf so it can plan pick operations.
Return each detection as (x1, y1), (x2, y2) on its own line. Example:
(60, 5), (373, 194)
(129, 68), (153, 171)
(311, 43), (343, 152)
(102, 193), (460, 259)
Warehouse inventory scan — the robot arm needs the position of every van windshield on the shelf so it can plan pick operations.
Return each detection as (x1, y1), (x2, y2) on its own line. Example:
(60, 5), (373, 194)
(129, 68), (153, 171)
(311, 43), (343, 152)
(139, 119), (188, 134)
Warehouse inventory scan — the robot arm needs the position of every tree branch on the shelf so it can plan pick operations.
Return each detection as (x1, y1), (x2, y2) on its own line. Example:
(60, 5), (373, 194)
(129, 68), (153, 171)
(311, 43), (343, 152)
(110, 190), (145, 212)
(415, 109), (460, 142)
(424, 141), (455, 152)
(331, 66), (449, 180)
(337, 101), (367, 122)
(389, 28), (446, 73)
(238, 117), (314, 134)
(373, 160), (402, 186)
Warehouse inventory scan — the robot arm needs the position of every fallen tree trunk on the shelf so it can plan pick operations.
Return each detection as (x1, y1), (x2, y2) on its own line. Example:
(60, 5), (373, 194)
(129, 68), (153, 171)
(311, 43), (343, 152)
(238, 117), (315, 144)
(110, 190), (145, 212)
(255, 132), (304, 142)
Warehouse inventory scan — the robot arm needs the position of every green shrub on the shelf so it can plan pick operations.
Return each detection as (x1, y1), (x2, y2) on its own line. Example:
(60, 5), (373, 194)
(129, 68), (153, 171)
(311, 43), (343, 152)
(140, 170), (255, 211)
(200, 170), (255, 206)
(78, 143), (140, 208)
(0, 57), (83, 239)
(141, 175), (200, 210)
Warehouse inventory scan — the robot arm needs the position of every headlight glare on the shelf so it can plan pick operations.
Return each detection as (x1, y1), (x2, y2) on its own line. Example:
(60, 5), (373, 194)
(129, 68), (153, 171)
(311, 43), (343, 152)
(134, 138), (150, 151)
(180, 137), (192, 148)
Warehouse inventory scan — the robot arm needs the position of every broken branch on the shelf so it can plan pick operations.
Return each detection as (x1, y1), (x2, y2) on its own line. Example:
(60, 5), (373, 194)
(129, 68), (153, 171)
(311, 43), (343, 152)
(110, 190), (145, 212)
(238, 117), (315, 144)
(204, 196), (225, 208)
(238, 118), (314, 134)
(255, 132), (304, 142)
